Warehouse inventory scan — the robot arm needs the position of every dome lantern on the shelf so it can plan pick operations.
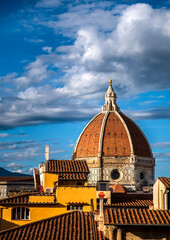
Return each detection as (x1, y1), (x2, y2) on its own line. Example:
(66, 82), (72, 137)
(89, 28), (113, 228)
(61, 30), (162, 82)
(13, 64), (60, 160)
(102, 79), (120, 112)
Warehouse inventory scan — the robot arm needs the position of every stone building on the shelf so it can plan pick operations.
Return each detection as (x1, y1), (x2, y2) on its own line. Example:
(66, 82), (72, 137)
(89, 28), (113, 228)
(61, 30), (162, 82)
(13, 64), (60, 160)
(73, 80), (155, 189)
(153, 177), (170, 210)
(0, 177), (34, 199)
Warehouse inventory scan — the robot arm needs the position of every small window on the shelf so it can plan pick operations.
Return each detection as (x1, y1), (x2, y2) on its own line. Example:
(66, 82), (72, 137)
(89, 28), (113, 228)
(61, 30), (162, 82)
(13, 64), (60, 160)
(67, 205), (70, 210)
(67, 205), (83, 211)
(77, 182), (83, 186)
(100, 184), (106, 191)
(140, 172), (145, 180)
(12, 207), (30, 220)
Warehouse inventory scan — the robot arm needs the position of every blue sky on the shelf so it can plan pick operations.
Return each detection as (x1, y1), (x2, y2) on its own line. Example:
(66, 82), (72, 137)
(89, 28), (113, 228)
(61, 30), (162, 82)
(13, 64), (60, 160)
(0, 0), (170, 178)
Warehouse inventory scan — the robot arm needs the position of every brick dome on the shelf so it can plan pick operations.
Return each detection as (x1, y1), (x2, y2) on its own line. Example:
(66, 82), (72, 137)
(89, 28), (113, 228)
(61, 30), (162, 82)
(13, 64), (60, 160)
(73, 82), (152, 159)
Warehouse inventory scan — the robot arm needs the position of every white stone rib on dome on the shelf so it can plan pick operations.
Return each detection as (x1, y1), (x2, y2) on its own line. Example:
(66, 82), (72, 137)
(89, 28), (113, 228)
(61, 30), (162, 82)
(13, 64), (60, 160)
(72, 112), (102, 159)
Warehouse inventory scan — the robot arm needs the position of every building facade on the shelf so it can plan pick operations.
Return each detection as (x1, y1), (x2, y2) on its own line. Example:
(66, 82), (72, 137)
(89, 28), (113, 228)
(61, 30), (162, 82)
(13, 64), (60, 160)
(0, 177), (34, 199)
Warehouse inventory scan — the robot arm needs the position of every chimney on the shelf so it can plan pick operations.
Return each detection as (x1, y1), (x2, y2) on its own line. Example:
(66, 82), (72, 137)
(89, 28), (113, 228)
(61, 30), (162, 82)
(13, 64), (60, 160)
(45, 145), (49, 161)
(98, 192), (105, 231)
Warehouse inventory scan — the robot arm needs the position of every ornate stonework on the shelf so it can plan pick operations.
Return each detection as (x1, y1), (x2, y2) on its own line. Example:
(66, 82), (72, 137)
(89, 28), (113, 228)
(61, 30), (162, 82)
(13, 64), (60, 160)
(72, 80), (155, 190)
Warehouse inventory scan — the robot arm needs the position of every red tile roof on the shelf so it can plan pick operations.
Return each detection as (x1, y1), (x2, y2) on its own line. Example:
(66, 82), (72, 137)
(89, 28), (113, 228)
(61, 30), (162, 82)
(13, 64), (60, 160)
(46, 160), (89, 173)
(119, 112), (152, 158)
(110, 183), (128, 193)
(158, 177), (170, 188)
(110, 193), (153, 207)
(46, 160), (89, 181)
(0, 192), (56, 205)
(0, 177), (34, 182)
(0, 212), (105, 240)
(104, 208), (170, 225)
(66, 202), (88, 205)
(76, 113), (105, 158)
(58, 172), (88, 181)
(102, 112), (131, 157)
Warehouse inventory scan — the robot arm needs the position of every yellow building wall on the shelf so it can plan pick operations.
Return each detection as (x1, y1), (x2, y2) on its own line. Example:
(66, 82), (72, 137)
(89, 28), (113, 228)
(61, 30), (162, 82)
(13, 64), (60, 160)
(44, 173), (59, 189)
(0, 205), (67, 231)
(56, 186), (97, 211)
(0, 184), (96, 231)
(29, 195), (55, 203)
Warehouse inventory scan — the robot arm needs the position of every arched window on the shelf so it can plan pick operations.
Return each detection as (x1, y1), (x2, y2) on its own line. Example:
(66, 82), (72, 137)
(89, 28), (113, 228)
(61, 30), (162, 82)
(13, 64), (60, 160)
(12, 207), (30, 220)
(140, 172), (145, 180)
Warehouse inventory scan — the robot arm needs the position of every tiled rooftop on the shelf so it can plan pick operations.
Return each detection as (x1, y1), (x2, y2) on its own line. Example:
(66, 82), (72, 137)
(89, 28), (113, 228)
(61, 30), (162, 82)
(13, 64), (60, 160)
(0, 211), (104, 240)
(46, 160), (89, 181)
(0, 192), (55, 205)
(110, 193), (153, 207)
(76, 113), (105, 158)
(120, 112), (152, 157)
(0, 177), (34, 182)
(58, 172), (88, 181)
(66, 202), (88, 205)
(104, 208), (170, 225)
(46, 160), (89, 173)
(158, 177), (170, 188)
(110, 183), (128, 193)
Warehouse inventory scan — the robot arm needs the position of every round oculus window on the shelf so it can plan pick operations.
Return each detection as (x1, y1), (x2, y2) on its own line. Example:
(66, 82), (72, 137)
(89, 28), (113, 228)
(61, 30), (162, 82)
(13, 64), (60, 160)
(111, 170), (120, 180)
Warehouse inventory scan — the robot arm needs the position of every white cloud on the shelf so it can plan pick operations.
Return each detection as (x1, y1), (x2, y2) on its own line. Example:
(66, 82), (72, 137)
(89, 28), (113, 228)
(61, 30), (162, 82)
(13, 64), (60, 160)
(125, 107), (170, 120)
(24, 38), (44, 43)
(1, 3), (170, 129)
(36, 0), (62, 8)
(0, 133), (9, 138)
(42, 46), (52, 53)
(5, 162), (25, 171)
(152, 142), (170, 148)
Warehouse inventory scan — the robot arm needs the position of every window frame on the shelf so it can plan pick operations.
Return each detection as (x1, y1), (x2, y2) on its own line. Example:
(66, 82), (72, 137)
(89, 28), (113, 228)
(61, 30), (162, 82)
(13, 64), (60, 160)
(11, 207), (30, 220)
(67, 205), (83, 211)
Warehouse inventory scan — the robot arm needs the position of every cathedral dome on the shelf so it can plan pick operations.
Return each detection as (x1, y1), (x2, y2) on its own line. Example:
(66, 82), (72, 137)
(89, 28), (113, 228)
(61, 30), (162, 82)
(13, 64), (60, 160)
(73, 81), (152, 160)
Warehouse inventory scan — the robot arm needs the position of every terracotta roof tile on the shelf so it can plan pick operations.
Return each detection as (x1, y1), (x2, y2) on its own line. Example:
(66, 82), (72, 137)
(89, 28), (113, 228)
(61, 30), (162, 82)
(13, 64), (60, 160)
(0, 212), (105, 240)
(0, 192), (55, 205)
(46, 160), (89, 181)
(46, 160), (89, 173)
(76, 113), (105, 158)
(110, 183), (128, 193)
(0, 177), (34, 182)
(109, 193), (153, 207)
(104, 208), (170, 225)
(119, 112), (152, 158)
(66, 202), (88, 205)
(58, 172), (88, 181)
(102, 112), (131, 157)
(158, 177), (170, 188)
